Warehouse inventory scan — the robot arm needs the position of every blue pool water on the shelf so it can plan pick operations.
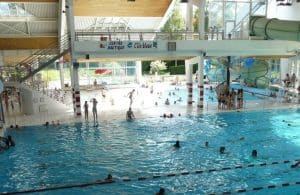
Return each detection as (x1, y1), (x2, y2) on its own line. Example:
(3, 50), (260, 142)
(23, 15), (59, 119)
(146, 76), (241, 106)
(1, 108), (300, 194)
(162, 85), (263, 105)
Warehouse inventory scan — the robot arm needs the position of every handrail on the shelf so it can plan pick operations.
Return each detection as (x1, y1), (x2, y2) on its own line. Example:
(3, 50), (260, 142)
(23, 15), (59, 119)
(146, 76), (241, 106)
(0, 33), (71, 83)
(229, 0), (266, 36)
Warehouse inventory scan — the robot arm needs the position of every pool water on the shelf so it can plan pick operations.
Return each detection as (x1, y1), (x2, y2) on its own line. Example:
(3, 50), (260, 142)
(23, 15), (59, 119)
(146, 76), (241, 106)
(1, 108), (300, 194)
(162, 85), (263, 106)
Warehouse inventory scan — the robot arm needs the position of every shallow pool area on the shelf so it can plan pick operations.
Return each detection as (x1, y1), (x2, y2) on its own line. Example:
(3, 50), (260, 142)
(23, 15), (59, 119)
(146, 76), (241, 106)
(162, 85), (264, 106)
(1, 108), (300, 194)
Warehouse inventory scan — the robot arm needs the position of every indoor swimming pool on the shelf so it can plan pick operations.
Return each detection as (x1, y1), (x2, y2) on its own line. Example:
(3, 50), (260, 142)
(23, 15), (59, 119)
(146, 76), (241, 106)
(1, 108), (300, 194)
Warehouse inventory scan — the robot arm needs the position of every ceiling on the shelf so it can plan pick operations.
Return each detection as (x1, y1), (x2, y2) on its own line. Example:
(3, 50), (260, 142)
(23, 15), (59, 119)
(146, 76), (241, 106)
(73, 0), (172, 17)
(0, 0), (174, 66)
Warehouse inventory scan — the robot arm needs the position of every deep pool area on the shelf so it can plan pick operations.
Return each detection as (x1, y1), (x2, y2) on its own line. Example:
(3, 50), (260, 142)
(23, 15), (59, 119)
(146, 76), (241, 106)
(1, 108), (300, 194)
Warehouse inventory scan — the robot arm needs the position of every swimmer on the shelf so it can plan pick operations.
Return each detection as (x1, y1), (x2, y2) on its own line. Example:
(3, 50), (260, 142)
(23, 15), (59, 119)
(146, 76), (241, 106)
(174, 140), (180, 148)
(45, 121), (49, 127)
(156, 188), (165, 195)
(7, 135), (15, 147)
(169, 113), (174, 118)
(251, 149), (257, 157)
(106, 174), (113, 181)
(219, 146), (225, 154)
(178, 113), (181, 117)
(205, 141), (209, 147)
(126, 107), (135, 121)
(291, 161), (300, 168)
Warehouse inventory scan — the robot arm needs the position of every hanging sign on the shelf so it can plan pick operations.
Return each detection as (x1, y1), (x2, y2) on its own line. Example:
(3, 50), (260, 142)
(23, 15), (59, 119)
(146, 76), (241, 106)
(99, 41), (158, 50)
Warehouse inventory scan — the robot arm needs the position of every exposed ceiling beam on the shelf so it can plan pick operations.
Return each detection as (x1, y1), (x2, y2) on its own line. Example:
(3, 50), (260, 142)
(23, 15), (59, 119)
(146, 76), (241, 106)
(0, 37), (58, 50)
(0, 17), (57, 22)
(73, 0), (172, 17)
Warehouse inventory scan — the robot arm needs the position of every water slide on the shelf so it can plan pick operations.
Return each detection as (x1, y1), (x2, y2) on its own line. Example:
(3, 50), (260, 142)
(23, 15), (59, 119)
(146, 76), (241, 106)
(206, 58), (270, 88)
(250, 16), (300, 41)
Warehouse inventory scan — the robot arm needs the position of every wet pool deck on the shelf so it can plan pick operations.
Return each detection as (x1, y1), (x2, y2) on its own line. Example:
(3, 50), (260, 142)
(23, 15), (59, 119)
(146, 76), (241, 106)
(3, 82), (300, 129)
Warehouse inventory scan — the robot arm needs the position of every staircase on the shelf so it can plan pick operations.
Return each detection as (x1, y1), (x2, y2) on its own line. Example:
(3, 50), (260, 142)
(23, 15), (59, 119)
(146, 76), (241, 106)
(229, 0), (266, 36)
(8, 34), (70, 83)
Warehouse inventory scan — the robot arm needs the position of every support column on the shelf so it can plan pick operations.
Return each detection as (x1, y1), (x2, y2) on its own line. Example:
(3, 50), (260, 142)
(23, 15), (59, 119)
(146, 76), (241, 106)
(73, 62), (81, 116)
(198, 0), (206, 40)
(59, 62), (64, 89)
(66, 0), (80, 115)
(185, 61), (193, 105)
(135, 61), (142, 84)
(198, 55), (204, 108)
(70, 63), (75, 112)
(58, 0), (66, 89)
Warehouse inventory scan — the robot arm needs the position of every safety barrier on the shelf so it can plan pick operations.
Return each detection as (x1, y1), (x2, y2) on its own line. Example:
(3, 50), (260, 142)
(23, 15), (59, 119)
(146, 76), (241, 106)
(1, 158), (299, 194)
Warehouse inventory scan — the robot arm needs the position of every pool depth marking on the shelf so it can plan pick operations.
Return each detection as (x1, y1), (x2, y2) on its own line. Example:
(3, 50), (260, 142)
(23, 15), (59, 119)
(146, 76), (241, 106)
(1, 158), (299, 194)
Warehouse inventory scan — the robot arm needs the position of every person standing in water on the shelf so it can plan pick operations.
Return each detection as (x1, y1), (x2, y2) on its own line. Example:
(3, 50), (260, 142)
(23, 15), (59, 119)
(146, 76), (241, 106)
(84, 101), (89, 121)
(91, 98), (98, 126)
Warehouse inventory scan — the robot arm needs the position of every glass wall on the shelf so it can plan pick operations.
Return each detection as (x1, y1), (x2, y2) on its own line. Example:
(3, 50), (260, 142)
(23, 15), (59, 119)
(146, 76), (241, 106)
(78, 61), (136, 86)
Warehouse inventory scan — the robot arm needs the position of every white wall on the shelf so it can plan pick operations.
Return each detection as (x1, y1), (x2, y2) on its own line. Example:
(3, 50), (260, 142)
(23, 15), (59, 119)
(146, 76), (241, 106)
(268, 0), (300, 21)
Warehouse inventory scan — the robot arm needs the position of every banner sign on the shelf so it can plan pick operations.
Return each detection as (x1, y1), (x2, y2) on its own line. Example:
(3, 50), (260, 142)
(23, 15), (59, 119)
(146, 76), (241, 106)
(100, 41), (157, 50)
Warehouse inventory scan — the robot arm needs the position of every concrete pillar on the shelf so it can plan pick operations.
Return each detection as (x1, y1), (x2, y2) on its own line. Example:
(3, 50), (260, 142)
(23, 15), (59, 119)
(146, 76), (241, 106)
(58, 0), (66, 89)
(73, 62), (81, 116)
(197, 55), (204, 108)
(65, 0), (78, 115)
(185, 61), (193, 105)
(135, 61), (142, 84)
(70, 63), (75, 112)
(199, 0), (206, 39)
(59, 61), (64, 89)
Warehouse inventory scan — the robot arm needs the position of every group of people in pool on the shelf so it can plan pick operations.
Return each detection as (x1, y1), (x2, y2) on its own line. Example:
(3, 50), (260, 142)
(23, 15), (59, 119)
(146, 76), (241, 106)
(218, 88), (244, 110)
(44, 120), (60, 127)
(173, 140), (258, 157)
(0, 135), (15, 152)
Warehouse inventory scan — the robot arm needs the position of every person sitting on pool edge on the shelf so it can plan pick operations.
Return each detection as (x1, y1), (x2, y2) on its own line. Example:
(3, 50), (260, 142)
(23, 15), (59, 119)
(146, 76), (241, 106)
(174, 140), (180, 148)
(126, 107), (135, 121)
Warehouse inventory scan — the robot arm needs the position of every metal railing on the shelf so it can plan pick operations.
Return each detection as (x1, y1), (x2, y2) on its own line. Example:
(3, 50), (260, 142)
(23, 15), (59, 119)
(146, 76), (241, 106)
(74, 30), (228, 42)
(229, 0), (266, 39)
(1, 34), (70, 83)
